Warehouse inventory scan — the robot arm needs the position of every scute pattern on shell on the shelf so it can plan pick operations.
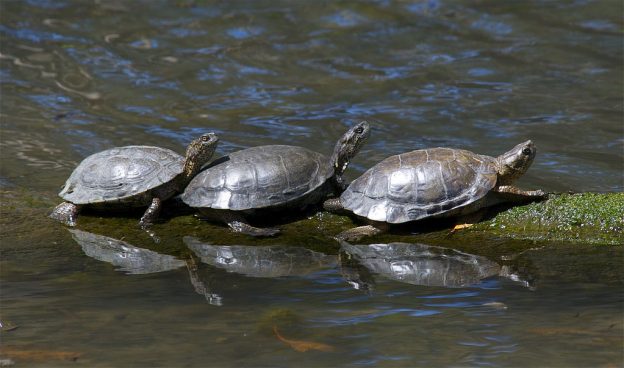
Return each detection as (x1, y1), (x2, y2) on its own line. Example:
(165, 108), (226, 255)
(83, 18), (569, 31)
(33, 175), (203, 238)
(340, 148), (498, 223)
(182, 145), (333, 210)
(59, 146), (184, 205)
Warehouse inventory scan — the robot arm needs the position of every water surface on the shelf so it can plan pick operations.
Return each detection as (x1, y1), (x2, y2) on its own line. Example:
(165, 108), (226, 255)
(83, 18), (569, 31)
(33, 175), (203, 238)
(1, 1), (622, 366)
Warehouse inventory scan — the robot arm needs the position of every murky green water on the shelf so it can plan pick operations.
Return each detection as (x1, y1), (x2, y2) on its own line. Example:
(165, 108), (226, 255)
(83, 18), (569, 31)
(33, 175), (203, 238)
(1, 1), (622, 366)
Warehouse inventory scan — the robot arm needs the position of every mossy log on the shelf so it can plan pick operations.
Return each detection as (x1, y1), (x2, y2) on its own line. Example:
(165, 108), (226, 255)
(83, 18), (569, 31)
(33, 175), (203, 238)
(2, 191), (622, 250)
(468, 192), (623, 246)
(305, 192), (623, 249)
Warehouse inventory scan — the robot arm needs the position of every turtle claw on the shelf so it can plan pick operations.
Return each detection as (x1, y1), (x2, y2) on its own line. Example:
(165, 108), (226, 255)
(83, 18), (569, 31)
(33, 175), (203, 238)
(446, 223), (474, 237)
(142, 228), (161, 243)
(452, 223), (474, 231)
(528, 189), (548, 199)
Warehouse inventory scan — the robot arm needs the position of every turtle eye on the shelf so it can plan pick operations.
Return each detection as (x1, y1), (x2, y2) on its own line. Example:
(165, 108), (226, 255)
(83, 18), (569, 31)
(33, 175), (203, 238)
(355, 126), (364, 134)
(201, 135), (210, 142)
(522, 147), (532, 155)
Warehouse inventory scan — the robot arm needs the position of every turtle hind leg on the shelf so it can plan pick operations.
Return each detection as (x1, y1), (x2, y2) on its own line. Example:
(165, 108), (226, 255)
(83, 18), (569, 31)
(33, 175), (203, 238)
(139, 197), (162, 228)
(221, 211), (280, 237)
(323, 198), (350, 215)
(336, 225), (384, 242)
(228, 221), (280, 237)
(49, 202), (81, 227)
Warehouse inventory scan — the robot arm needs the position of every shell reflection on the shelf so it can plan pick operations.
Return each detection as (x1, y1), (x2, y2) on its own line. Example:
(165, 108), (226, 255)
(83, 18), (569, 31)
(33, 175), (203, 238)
(340, 241), (525, 289)
(184, 236), (338, 278)
(68, 229), (185, 274)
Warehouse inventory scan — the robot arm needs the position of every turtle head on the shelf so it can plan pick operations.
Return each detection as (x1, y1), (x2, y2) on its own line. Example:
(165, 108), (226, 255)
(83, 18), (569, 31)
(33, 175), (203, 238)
(496, 140), (536, 185)
(330, 121), (371, 177)
(183, 133), (219, 179)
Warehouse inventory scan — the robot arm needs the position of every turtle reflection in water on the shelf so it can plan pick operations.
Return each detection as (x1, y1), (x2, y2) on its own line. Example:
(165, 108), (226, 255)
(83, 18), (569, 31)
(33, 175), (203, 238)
(69, 229), (186, 274)
(339, 241), (530, 290)
(68, 229), (222, 305)
(184, 236), (338, 278)
(325, 140), (546, 241)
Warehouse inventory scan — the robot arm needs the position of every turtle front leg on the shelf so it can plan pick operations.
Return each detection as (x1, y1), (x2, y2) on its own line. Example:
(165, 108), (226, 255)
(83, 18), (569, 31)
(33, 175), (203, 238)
(494, 186), (547, 200)
(336, 225), (385, 242)
(185, 257), (222, 306)
(139, 197), (162, 228)
(331, 175), (349, 193)
(49, 202), (81, 227)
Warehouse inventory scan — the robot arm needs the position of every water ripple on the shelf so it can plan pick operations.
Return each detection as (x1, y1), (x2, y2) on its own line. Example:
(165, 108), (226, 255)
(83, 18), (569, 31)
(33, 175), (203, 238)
(419, 291), (481, 299)
(26, 0), (68, 9)
(64, 46), (178, 90)
(0, 2), (622, 366)
(312, 308), (441, 326)
(0, 25), (86, 44)
(322, 10), (369, 28)
(226, 26), (264, 40)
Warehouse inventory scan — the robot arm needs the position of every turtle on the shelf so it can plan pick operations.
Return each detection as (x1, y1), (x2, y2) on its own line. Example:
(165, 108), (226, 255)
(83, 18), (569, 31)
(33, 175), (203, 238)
(181, 121), (371, 237)
(324, 140), (546, 241)
(49, 133), (219, 227)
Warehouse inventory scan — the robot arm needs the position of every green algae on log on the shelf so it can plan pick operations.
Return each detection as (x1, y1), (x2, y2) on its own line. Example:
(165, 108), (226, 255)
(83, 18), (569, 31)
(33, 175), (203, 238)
(471, 193), (624, 245)
(2, 190), (622, 248)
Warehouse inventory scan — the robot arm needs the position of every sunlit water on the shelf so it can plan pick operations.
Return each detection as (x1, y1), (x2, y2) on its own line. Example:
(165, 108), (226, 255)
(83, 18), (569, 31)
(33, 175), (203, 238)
(1, 0), (622, 367)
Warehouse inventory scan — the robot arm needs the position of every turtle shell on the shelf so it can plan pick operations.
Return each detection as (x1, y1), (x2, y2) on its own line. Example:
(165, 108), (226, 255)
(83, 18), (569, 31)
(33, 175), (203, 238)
(59, 146), (184, 205)
(182, 145), (333, 210)
(340, 147), (498, 223)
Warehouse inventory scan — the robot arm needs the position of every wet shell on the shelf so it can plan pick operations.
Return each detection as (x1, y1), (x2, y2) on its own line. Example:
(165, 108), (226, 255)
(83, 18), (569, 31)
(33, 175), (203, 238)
(59, 146), (184, 205)
(182, 145), (333, 210)
(340, 148), (498, 223)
